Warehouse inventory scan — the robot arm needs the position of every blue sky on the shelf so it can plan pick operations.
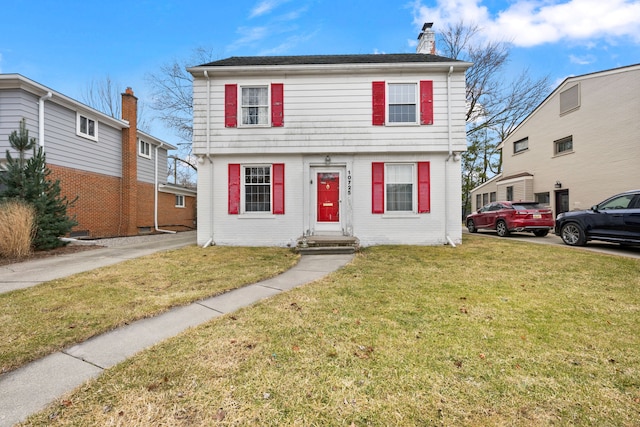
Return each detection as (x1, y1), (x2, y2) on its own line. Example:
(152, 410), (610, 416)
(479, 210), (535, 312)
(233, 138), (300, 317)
(2, 0), (639, 143)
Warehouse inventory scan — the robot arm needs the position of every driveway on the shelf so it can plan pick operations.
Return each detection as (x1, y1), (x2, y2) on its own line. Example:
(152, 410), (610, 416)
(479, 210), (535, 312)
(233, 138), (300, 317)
(464, 228), (640, 260)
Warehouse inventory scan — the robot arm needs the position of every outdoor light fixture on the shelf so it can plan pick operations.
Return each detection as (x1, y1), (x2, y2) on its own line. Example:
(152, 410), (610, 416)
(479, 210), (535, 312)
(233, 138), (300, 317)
(325, 155), (331, 165)
(555, 181), (562, 189)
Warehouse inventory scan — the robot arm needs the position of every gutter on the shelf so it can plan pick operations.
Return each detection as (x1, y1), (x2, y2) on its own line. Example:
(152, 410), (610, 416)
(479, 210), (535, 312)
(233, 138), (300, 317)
(445, 65), (457, 247)
(202, 70), (215, 248)
(154, 141), (176, 234)
(38, 92), (53, 150)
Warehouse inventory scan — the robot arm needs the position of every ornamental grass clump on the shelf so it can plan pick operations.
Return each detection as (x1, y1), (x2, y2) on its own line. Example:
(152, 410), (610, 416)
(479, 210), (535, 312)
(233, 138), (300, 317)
(0, 200), (35, 259)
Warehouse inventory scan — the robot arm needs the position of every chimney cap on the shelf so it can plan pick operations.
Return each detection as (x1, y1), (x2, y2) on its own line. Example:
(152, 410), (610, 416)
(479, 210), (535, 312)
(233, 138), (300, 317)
(422, 22), (433, 30)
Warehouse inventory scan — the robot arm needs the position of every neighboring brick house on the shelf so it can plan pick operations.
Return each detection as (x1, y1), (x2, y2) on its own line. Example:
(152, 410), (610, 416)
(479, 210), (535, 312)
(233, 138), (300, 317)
(0, 74), (196, 238)
(470, 63), (640, 216)
(188, 25), (471, 247)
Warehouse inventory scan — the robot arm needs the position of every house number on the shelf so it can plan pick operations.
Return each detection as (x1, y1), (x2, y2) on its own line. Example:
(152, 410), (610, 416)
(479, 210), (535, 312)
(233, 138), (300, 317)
(347, 170), (352, 195)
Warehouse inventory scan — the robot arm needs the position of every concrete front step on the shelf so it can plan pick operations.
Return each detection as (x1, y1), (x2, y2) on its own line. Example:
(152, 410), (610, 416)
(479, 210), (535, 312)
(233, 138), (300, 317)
(296, 235), (359, 255)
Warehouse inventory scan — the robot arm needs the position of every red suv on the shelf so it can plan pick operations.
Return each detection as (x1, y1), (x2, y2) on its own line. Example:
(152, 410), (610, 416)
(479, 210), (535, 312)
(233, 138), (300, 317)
(466, 202), (554, 237)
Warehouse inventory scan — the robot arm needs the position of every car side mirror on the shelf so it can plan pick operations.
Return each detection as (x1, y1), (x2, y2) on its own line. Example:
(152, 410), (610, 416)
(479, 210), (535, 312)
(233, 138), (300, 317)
(591, 205), (599, 212)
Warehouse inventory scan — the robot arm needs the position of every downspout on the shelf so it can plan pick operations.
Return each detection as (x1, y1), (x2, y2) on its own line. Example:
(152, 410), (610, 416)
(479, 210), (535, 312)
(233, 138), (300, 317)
(202, 70), (215, 248)
(445, 65), (457, 247)
(38, 92), (53, 150)
(155, 142), (176, 234)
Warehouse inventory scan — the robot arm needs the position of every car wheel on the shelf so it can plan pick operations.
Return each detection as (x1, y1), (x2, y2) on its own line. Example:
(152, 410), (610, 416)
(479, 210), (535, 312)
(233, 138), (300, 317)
(560, 222), (587, 246)
(496, 220), (510, 237)
(466, 219), (477, 233)
(533, 230), (549, 237)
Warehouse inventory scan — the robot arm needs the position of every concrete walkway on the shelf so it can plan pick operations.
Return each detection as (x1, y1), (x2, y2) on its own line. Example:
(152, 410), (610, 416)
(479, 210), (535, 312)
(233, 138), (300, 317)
(0, 233), (354, 426)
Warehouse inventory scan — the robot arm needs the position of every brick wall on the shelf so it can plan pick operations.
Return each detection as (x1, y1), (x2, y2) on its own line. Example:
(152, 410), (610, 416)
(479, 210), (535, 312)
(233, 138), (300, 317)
(137, 182), (196, 231)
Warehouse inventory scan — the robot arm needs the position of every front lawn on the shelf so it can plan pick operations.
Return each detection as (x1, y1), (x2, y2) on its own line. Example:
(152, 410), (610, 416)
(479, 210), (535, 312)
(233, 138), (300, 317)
(20, 235), (640, 426)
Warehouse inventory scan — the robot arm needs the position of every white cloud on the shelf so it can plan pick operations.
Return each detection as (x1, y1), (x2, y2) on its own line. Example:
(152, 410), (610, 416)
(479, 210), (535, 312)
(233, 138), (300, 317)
(250, 0), (292, 18)
(412, 0), (640, 47)
(569, 54), (596, 65)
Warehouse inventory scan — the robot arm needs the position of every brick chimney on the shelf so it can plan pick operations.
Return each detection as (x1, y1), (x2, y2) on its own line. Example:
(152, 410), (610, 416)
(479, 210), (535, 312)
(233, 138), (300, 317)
(417, 22), (436, 55)
(121, 87), (138, 236)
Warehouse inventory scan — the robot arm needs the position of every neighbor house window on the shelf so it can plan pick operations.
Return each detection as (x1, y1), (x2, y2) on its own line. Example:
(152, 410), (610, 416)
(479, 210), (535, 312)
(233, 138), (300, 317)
(482, 193), (489, 206)
(77, 113), (97, 141)
(228, 163), (285, 215)
(476, 194), (481, 210)
(372, 81), (433, 126)
(554, 136), (573, 155)
(506, 186), (514, 201)
(139, 140), (151, 158)
(560, 83), (580, 115)
(490, 191), (497, 202)
(372, 162), (430, 214)
(175, 195), (185, 208)
(536, 192), (550, 205)
(513, 137), (528, 154)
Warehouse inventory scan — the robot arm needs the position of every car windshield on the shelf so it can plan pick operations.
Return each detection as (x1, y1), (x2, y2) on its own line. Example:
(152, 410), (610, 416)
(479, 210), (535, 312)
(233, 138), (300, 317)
(512, 203), (545, 211)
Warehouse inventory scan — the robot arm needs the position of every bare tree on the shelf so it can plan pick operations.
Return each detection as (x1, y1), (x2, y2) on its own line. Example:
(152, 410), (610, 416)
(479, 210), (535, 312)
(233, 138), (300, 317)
(81, 75), (152, 132)
(439, 21), (552, 215)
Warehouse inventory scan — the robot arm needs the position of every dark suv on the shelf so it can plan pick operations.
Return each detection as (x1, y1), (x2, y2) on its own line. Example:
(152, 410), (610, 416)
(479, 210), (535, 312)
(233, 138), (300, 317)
(555, 190), (640, 246)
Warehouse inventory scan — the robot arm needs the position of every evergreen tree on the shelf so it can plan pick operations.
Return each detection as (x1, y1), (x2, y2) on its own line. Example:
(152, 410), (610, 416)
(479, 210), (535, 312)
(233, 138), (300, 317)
(0, 119), (77, 250)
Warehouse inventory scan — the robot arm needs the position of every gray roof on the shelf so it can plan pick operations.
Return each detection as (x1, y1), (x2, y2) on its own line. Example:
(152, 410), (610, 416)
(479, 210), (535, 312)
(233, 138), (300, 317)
(198, 53), (461, 67)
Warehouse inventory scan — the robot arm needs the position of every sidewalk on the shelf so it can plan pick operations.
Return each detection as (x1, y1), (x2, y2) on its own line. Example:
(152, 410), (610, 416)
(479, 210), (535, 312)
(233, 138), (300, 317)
(0, 232), (354, 426)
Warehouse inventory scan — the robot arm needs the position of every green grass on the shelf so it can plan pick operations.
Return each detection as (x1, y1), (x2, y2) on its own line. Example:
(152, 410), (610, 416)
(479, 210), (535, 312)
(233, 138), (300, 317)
(17, 235), (640, 426)
(0, 246), (299, 374)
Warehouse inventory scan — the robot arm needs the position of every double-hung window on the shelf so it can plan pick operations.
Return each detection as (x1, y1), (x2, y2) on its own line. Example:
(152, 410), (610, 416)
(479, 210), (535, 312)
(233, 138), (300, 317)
(77, 113), (98, 141)
(225, 83), (284, 128)
(241, 87), (269, 125)
(175, 195), (185, 208)
(372, 162), (430, 214)
(228, 163), (285, 215)
(386, 164), (414, 211)
(388, 84), (417, 124)
(244, 166), (271, 212)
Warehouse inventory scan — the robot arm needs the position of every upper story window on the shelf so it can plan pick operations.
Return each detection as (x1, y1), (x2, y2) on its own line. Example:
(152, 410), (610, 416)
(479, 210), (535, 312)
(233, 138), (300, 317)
(554, 136), (573, 155)
(560, 83), (580, 115)
(139, 139), (151, 158)
(372, 80), (433, 126)
(388, 84), (417, 124)
(225, 83), (284, 128)
(241, 87), (269, 125)
(513, 137), (528, 154)
(77, 113), (98, 141)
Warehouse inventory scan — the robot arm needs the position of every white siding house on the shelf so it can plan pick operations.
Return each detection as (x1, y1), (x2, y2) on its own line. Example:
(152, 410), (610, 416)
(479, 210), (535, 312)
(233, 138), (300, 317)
(470, 63), (640, 216)
(188, 47), (471, 247)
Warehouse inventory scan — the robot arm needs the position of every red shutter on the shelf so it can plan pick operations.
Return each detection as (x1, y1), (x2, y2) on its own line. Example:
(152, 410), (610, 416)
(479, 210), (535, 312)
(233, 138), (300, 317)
(224, 84), (238, 128)
(417, 161), (431, 213)
(372, 162), (385, 214)
(420, 80), (433, 125)
(372, 81), (385, 126)
(228, 163), (240, 214)
(272, 163), (285, 214)
(271, 83), (284, 127)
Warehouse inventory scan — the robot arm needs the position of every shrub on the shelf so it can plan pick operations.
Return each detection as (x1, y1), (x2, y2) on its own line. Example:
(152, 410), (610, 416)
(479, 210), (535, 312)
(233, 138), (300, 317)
(0, 200), (35, 258)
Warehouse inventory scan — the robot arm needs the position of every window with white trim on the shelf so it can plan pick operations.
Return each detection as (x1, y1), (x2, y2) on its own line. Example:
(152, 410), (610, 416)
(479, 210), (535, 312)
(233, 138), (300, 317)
(175, 195), (185, 208)
(388, 83), (417, 124)
(139, 140), (151, 158)
(244, 165), (271, 212)
(386, 164), (414, 211)
(241, 86), (269, 125)
(77, 113), (97, 141)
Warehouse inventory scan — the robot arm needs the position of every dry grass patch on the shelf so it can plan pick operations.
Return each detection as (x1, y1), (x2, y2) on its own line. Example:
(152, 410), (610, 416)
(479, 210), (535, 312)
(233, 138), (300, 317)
(0, 200), (35, 258)
(0, 246), (298, 373)
(22, 236), (640, 426)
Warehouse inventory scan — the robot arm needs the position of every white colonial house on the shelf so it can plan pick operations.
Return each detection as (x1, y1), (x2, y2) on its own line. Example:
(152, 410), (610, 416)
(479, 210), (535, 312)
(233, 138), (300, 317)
(188, 27), (471, 248)
(471, 63), (640, 216)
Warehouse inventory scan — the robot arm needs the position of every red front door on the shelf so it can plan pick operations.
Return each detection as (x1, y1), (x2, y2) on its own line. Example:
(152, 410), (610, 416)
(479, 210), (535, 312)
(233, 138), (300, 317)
(317, 173), (340, 222)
